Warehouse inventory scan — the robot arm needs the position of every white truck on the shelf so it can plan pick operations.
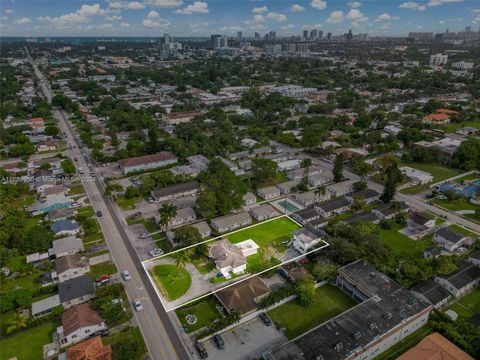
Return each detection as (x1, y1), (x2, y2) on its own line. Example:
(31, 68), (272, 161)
(78, 167), (84, 174)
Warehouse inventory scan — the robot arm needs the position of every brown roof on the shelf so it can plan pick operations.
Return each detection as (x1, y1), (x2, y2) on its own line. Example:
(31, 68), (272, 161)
(44, 185), (68, 196)
(166, 110), (201, 119)
(397, 332), (474, 360)
(209, 239), (246, 269)
(215, 276), (270, 314)
(56, 254), (89, 274)
(118, 151), (177, 168)
(66, 336), (112, 360)
(62, 304), (104, 336)
(423, 113), (450, 122)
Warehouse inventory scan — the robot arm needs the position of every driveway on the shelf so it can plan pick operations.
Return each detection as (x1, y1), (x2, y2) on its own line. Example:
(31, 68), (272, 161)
(203, 317), (287, 360)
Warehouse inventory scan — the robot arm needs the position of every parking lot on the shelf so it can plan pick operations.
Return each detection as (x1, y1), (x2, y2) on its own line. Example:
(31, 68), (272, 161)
(202, 317), (286, 360)
(128, 223), (157, 261)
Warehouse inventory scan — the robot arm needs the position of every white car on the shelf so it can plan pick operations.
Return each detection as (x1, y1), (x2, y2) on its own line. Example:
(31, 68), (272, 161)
(133, 299), (143, 311)
(121, 270), (131, 281)
(149, 248), (164, 257)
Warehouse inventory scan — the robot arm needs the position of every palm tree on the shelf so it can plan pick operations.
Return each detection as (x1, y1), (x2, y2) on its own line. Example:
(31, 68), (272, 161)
(173, 250), (191, 269)
(314, 185), (327, 203)
(158, 203), (177, 231)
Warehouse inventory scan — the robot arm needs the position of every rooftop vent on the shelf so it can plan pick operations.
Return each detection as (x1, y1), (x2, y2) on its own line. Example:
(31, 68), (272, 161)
(315, 356), (325, 360)
(334, 343), (344, 352)
(352, 331), (362, 339)
(368, 322), (378, 330)
(383, 313), (393, 320)
(408, 297), (418, 306)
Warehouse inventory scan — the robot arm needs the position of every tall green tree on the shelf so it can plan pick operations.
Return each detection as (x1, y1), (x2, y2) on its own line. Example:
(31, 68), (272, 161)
(380, 163), (402, 203)
(158, 203), (177, 231)
(333, 153), (345, 183)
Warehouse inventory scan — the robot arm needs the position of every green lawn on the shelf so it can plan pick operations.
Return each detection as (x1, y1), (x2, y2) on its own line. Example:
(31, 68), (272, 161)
(373, 324), (433, 360)
(175, 297), (222, 333)
(88, 261), (118, 280)
(256, 172), (289, 188)
(191, 257), (216, 275)
(151, 264), (191, 301)
(69, 184), (85, 195)
(116, 196), (138, 210)
(446, 287), (480, 320)
(77, 206), (94, 217)
(1, 271), (42, 293)
(268, 284), (357, 339)
(0, 321), (57, 360)
(227, 217), (300, 253)
(448, 224), (478, 237)
(432, 198), (480, 212)
(379, 224), (433, 258)
(439, 120), (480, 133)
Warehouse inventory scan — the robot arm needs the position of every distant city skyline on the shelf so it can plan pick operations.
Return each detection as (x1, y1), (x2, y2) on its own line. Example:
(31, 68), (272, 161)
(0, 0), (478, 37)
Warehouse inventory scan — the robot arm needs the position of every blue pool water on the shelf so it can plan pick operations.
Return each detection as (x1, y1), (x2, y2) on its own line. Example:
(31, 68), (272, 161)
(276, 200), (300, 212)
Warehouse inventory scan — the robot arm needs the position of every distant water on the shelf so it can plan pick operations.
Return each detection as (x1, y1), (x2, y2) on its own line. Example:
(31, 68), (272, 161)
(0, 36), (209, 43)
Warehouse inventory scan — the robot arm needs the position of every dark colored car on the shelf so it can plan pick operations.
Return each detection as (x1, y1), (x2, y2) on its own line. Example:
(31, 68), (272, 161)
(96, 211), (102, 217)
(196, 342), (208, 359)
(259, 313), (272, 326)
(213, 334), (225, 350)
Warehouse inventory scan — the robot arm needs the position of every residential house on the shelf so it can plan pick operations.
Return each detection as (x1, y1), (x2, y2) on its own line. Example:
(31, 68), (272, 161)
(243, 192), (257, 206)
(287, 166), (322, 181)
(372, 201), (409, 220)
(434, 260), (480, 297)
(276, 180), (300, 195)
(397, 332), (474, 360)
(51, 220), (80, 237)
(291, 206), (320, 225)
(36, 140), (57, 152)
(187, 155), (210, 172)
(315, 197), (351, 218)
(292, 228), (322, 254)
(209, 239), (247, 276)
(308, 172), (333, 187)
(407, 212), (436, 230)
(43, 185), (69, 197)
(190, 221), (211, 238)
(211, 212), (252, 233)
(51, 236), (84, 258)
(469, 251), (480, 267)
(346, 189), (380, 204)
(118, 151), (178, 174)
(31, 294), (61, 318)
(291, 191), (317, 207)
(410, 280), (451, 309)
(66, 336), (112, 360)
(249, 204), (279, 221)
(279, 262), (312, 282)
(343, 211), (380, 226)
(326, 180), (355, 197)
(58, 304), (107, 346)
(400, 166), (433, 185)
(46, 208), (76, 222)
(165, 110), (201, 125)
(257, 186), (281, 200)
(264, 153), (292, 163)
(59, 275), (95, 308)
(31, 117), (45, 131)
(169, 164), (200, 178)
(433, 227), (471, 252)
(166, 207), (196, 228)
(150, 181), (199, 202)
(277, 159), (302, 172)
(215, 276), (270, 315)
(55, 255), (90, 283)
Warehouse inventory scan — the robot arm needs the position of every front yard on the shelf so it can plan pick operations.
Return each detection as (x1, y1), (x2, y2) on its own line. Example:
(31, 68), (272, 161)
(268, 284), (357, 339)
(446, 287), (480, 321)
(432, 198), (480, 212)
(151, 264), (192, 301)
(0, 321), (57, 360)
(175, 296), (222, 333)
(88, 261), (118, 280)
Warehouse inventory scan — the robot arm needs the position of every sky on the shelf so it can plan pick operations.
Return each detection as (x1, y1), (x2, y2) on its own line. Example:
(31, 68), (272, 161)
(0, 0), (478, 37)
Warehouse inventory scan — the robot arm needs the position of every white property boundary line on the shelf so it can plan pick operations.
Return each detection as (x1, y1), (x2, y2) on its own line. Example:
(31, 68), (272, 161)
(141, 214), (330, 312)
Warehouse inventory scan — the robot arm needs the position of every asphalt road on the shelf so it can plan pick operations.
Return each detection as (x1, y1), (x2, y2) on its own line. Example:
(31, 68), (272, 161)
(27, 49), (192, 360)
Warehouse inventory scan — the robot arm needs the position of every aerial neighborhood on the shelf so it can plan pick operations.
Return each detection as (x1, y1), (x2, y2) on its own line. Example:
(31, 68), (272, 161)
(1, 5), (480, 360)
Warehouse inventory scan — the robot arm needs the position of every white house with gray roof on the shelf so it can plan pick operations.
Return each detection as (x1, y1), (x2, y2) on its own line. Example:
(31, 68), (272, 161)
(433, 227), (471, 252)
(211, 212), (252, 233)
(249, 204), (279, 221)
(51, 236), (84, 258)
(257, 186), (281, 200)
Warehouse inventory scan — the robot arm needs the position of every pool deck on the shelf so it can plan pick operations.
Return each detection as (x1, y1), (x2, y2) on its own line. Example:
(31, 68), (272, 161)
(272, 197), (304, 214)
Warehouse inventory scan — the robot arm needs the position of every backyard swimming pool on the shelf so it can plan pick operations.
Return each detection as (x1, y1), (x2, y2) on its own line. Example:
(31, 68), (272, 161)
(276, 199), (300, 212)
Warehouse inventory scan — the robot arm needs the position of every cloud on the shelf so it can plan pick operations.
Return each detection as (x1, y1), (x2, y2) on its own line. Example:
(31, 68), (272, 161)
(346, 8), (368, 22)
(376, 13), (400, 21)
(472, 9), (480, 13)
(4, 9), (14, 14)
(244, 14), (265, 25)
(310, 0), (327, 10)
(347, 1), (362, 8)
(143, 10), (170, 27)
(326, 10), (344, 23)
(291, 4), (305, 12)
(106, 14), (122, 20)
(427, 0), (463, 7)
(281, 23), (295, 31)
(108, 1), (145, 9)
(252, 6), (268, 14)
(174, 1), (209, 14)
(39, 3), (109, 26)
(120, 22), (131, 27)
(14, 17), (32, 25)
(219, 25), (243, 32)
(147, 0), (183, 7)
(266, 12), (287, 22)
(399, 1), (427, 10)
(302, 23), (322, 29)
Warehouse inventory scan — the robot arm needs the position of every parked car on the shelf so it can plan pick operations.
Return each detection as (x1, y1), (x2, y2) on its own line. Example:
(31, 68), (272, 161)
(133, 299), (143, 311)
(213, 334), (225, 349)
(96, 211), (102, 217)
(149, 248), (164, 257)
(259, 313), (272, 326)
(196, 342), (208, 359)
(122, 270), (131, 281)
(74, 157), (78, 161)
(95, 274), (110, 286)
